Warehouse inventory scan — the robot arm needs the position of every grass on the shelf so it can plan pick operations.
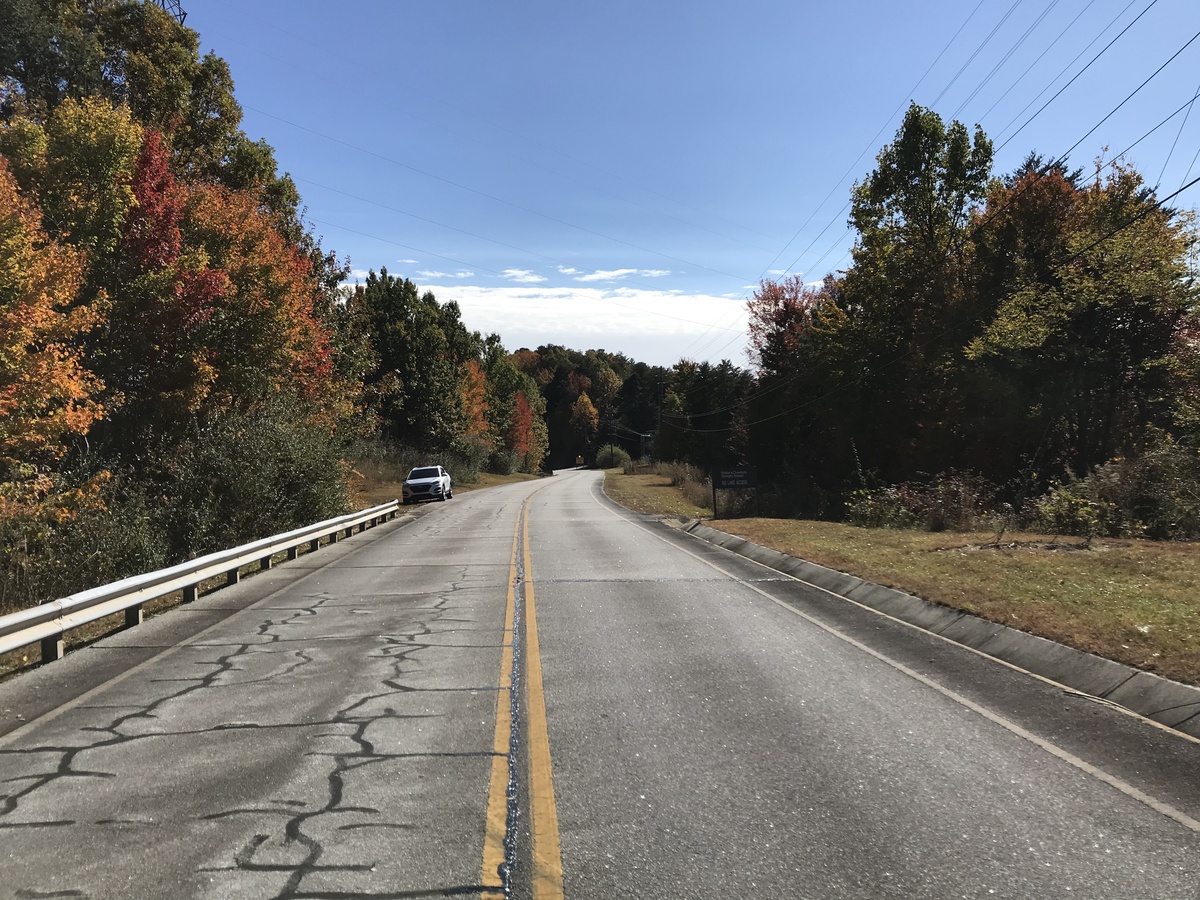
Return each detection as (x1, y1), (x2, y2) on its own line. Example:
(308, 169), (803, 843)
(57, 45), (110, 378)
(601, 469), (712, 519)
(603, 470), (1200, 686)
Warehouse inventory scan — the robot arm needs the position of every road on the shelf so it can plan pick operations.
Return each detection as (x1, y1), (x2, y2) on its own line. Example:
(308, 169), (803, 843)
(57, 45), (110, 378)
(1, 469), (1198, 898)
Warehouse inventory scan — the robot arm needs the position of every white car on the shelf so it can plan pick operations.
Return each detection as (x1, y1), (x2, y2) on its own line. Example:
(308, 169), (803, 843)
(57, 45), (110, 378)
(402, 465), (453, 504)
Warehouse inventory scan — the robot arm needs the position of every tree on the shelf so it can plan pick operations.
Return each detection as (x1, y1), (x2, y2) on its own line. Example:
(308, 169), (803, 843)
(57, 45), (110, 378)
(460, 358), (490, 449)
(967, 159), (1198, 478)
(0, 158), (102, 509)
(94, 128), (226, 442)
(483, 338), (548, 472)
(0, 0), (105, 113)
(350, 270), (466, 448)
(839, 103), (993, 481)
(570, 392), (599, 447)
(0, 96), (142, 261)
(181, 180), (341, 419)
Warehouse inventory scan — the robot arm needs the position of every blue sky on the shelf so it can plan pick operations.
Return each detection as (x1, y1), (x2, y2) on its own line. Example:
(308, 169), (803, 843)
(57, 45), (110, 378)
(190, 0), (1200, 367)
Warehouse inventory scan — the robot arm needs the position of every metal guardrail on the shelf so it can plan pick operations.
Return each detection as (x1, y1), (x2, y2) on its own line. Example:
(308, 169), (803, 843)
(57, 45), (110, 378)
(0, 501), (400, 662)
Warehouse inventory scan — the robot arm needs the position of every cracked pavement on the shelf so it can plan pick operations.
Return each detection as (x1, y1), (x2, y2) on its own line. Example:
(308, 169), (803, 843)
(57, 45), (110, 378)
(3, 469), (1200, 899)
(0, 481), (538, 900)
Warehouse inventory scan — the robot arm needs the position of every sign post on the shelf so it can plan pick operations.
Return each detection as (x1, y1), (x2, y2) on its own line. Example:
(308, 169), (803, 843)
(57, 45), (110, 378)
(710, 467), (758, 518)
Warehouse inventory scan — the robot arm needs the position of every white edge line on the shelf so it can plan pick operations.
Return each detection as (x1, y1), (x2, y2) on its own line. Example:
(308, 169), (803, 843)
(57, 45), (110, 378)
(587, 473), (1200, 835)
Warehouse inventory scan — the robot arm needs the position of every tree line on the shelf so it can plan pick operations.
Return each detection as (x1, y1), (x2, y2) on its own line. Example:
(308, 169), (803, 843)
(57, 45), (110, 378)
(2, 5), (1196, 613)
(649, 105), (1199, 537)
(0, 0), (548, 610)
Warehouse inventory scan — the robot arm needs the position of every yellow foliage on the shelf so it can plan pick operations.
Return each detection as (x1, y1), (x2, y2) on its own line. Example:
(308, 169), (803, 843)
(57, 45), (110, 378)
(0, 159), (104, 470)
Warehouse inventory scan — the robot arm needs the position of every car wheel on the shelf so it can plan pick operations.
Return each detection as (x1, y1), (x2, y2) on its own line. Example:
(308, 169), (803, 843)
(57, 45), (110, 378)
(447, 488), (453, 499)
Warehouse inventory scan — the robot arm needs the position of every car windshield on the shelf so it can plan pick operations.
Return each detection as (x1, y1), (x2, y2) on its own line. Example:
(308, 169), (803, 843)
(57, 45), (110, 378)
(409, 467), (440, 480)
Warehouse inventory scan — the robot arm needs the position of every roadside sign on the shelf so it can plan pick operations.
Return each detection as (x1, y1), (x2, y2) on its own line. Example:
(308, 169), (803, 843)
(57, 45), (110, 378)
(710, 467), (759, 517)
(713, 467), (758, 489)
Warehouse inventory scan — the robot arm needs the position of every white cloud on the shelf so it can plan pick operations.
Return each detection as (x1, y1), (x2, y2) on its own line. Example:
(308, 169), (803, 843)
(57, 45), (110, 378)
(397, 258), (419, 265)
(502, 268), (547, 284)
(575, 267), (673, 283)
(431, 284), (749, 366)
(418, 269), (475, 279)
(349, 269), (371, 280)
(557, 266), (581, 275)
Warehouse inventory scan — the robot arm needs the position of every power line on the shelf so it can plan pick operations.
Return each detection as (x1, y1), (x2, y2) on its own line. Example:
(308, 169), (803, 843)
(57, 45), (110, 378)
(932, 0), (1026, 108)
(681, 5), (1196, 377)
(950, 0), (1063, 119)
(976, 0), (1101, 125)
(995, 0), (1159, 151)
(1156, 78), (1200, 188)
(1051, 25), (1200, 164)
(664, 53), (1200, 428)
(675, 0), (991, 362)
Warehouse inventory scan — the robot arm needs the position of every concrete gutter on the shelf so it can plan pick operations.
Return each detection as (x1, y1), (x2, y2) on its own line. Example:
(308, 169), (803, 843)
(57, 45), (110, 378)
(682, 521), (1200, 741)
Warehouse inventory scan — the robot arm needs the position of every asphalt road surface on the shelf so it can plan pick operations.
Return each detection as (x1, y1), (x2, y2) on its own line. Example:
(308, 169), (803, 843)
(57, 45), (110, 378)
(1, 469), (1198, 899)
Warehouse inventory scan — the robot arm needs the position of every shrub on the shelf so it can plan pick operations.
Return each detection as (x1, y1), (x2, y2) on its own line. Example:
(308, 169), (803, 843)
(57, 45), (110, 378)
(680, 477), (713, 510)
(595, 444), (632, 470)
(654, 461), (706, 487)
(352, 437), (488, 485)
(487, 449), (520, 476)
(1025, 443), (1200, 539)
(0, 473), (169, 613)
(157, 401), (351, 559)
(845, 472), (1000, 532)
(1025, 486), (1115, 538)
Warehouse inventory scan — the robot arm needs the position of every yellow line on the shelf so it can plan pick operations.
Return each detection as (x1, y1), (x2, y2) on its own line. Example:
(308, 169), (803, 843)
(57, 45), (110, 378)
(480, 517), (521, 897)
(523, 505), (566, 899)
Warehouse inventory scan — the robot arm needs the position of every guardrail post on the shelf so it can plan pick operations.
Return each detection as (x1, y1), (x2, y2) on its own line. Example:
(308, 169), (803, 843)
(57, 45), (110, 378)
(183, 584), (197, 603)
(344, 526), (353, 539)
(288, 546), (299, 560)
(41, 634), (64, 663)
(227, 569), (240, 586)
(125, 605), (143, 628)
(310, 538), (320, 552)
(329, 531), (339, 543)
(260, 556), (272, 571)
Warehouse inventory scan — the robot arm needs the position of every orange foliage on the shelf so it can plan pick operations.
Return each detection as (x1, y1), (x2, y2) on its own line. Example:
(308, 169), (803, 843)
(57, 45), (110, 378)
(183, 181), (340, 413)
(509, 391), (534, 456)
(0, 159), (103, 469)
(461, 359), (490, 446)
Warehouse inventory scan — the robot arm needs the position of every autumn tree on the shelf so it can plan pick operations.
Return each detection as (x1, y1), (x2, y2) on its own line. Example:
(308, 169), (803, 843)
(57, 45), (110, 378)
(181, 180), (343, 419)
(570, 393), (599, 446)
(461, 358), (491, 450)
(483, 337), (548, 472)
(93, 128), (228, 442)
(0, 158), (102, 511)
(966, 158), (1198, 478)
(0, 96), (142, 263)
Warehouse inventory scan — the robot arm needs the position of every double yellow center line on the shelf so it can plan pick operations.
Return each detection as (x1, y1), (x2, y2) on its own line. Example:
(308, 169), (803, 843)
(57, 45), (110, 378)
(482, 495), (564, 899)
